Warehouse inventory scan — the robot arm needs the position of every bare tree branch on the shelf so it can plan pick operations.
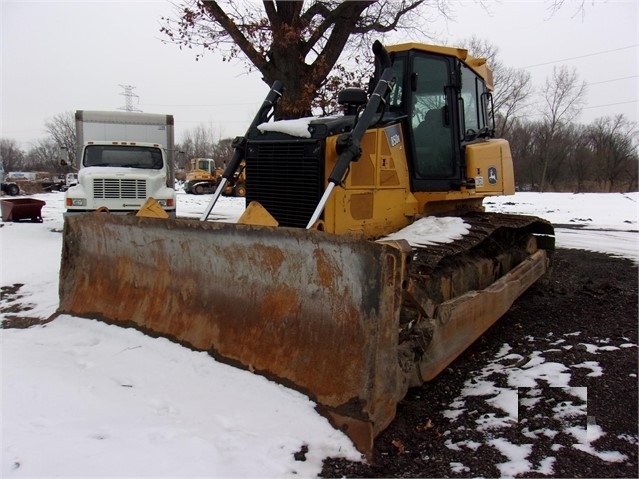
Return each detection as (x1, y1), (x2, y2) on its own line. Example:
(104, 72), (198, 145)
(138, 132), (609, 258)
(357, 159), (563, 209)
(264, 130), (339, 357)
(160, 0), (437, 117)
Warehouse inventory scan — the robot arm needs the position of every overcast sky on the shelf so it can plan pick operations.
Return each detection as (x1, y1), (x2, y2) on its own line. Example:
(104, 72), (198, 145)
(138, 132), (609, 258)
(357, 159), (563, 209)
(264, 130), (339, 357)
(1, 0), (637, 148)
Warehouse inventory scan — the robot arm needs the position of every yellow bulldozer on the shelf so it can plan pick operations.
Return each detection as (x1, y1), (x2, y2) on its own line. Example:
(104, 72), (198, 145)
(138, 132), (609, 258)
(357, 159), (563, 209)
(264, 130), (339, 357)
(57, 41), (554, 456)
(183, 157), (246, 196)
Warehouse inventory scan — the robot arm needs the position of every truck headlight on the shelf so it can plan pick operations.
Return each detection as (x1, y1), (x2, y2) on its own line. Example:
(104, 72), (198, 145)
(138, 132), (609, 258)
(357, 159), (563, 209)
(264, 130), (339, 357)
(156, 199), (167, 207)
(66, 198), (87, 207)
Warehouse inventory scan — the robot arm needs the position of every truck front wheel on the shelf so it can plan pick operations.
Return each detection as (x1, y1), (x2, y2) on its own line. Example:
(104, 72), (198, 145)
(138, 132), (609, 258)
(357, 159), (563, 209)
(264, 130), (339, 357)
(4, 184), (19, 196)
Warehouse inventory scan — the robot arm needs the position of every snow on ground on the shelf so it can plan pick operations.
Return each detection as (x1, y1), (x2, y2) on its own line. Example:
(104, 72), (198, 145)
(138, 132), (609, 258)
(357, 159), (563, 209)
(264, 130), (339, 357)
(442, 333), (636, 476)
(1, 190), (637, 477)
(485, 192), (638, 263)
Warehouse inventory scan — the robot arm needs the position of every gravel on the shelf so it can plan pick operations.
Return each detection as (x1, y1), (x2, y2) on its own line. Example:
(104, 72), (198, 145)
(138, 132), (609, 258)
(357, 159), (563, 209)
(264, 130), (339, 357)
(321, 249), (638, 478)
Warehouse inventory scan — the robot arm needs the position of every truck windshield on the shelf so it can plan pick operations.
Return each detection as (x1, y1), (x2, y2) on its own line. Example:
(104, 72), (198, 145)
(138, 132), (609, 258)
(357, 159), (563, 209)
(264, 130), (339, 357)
(84, 145), (163, 169)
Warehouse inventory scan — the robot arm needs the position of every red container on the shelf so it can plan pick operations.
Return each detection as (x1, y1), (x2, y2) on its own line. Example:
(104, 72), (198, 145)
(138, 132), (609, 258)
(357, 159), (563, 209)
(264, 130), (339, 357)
(1, 198), (46, 222)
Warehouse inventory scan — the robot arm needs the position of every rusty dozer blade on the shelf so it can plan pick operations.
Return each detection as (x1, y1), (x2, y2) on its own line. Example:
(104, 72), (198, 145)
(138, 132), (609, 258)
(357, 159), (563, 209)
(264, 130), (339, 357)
(57, 213), (550, 456)
(58, 213), (409, 453)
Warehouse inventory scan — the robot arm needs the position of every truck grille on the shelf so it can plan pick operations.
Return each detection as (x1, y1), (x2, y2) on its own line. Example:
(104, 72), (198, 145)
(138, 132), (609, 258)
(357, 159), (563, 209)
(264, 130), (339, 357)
(245, 140), (324, 228)
(93, 179), (147, 199)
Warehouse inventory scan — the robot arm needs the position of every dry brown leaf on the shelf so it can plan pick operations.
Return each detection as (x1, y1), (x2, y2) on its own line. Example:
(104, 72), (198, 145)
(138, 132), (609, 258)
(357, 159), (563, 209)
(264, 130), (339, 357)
(391, 439), (405, 454)
(416, 418), (433, 432)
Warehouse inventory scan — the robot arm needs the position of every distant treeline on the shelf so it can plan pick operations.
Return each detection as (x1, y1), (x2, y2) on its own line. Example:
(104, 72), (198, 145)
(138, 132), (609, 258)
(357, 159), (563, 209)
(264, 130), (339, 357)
(2, 114), (637, 194)
(504, 115), (637, 193)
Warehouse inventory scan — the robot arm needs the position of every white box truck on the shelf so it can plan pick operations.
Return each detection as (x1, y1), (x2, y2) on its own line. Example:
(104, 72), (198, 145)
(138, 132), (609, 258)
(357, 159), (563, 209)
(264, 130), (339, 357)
(64, 110), (176, 217)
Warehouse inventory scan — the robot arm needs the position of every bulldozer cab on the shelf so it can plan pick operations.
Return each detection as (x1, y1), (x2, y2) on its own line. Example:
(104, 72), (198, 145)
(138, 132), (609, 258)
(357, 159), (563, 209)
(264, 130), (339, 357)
(387, 44), (493, 192)
(191, 158), (217, 175)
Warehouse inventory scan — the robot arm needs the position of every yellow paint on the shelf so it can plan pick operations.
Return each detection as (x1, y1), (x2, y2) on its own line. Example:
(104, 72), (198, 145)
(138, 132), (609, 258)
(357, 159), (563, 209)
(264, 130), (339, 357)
(237, 201), (279, 226)
(136, 198), (169, 219)
(319, 123), (513, 238)
(386, 43), (494, 90)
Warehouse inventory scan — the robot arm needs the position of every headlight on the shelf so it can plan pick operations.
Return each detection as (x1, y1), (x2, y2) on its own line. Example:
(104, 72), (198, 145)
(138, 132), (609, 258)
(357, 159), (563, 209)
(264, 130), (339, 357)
(66, 198), (87, 207)
(156, 199), (167, 206)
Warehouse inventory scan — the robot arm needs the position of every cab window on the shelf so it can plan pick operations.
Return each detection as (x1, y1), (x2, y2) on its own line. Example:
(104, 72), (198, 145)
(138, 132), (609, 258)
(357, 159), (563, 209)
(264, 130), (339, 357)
(410, 55), (454, 178)
(460, 63), (487, 138)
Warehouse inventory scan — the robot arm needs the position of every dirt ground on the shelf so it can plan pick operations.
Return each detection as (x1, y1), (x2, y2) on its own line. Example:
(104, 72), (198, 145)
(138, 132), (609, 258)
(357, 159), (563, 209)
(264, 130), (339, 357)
(321, 249), (638, 478)
(2, 245), (636, 477)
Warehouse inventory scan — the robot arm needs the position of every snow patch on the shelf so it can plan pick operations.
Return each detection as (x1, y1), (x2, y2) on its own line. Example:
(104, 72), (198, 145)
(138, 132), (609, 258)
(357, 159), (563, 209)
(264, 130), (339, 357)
(378, 216), (470, 248)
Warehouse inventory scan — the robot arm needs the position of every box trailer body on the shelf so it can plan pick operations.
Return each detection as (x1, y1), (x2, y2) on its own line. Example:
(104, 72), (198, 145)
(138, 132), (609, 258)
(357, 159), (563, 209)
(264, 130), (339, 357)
(6, 172), (37, 181)
(64, 110), (176, 217)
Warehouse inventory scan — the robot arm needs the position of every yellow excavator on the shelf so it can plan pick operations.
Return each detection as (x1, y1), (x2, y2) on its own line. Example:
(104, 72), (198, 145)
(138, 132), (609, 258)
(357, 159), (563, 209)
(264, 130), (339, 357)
(57, 41), (554, 456)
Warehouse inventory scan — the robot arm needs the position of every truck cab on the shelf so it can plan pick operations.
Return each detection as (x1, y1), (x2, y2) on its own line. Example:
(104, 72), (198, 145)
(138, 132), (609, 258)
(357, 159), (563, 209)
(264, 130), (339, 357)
(65, 141), (175, 216)
(0, 161), (20, 196)
(64, 111), (176, 218)
(65, 173), (78, 187)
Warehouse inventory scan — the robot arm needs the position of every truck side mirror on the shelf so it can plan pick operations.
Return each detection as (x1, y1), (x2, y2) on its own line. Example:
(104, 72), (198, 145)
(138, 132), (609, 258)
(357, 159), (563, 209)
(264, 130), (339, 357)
(59, 146), (70, 166)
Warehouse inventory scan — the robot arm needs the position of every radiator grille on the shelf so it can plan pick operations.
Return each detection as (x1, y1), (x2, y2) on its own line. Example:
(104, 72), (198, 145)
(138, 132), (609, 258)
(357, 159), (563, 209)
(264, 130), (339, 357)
(245, 140), (324, 228)
(93, 179), (147, 199)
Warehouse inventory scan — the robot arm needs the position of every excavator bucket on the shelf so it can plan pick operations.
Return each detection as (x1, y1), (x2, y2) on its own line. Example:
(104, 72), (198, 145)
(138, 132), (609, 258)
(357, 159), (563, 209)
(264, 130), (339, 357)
(58, 213), (411, 453)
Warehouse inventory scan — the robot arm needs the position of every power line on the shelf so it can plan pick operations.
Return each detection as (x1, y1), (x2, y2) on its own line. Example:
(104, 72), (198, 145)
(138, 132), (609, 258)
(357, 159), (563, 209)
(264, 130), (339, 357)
(587, 75), (638, 86)
(583, 99), (638, 110)
(520, 44), (639, 69)
(143, 102), (259, 108)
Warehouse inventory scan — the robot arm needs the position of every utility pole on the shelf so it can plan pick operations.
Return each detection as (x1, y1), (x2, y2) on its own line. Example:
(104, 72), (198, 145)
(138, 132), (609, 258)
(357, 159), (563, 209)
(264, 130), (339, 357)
(118, 84), (142, 112)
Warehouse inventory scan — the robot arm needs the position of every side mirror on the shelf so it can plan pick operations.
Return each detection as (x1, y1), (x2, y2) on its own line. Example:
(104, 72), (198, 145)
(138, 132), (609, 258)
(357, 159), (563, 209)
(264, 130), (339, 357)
(59, 146), (70, 166)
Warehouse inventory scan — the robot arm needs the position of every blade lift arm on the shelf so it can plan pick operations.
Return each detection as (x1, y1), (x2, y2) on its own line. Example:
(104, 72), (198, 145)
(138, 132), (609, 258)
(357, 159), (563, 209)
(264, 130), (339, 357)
(200, 81), (284, 221)
(306, 41), (395, 229)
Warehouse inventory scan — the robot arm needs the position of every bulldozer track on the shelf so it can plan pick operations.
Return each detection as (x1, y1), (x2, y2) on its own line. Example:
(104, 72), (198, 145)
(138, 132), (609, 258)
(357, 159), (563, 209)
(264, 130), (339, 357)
(395, 212), (555, 387)
(409, 212), (554, 273)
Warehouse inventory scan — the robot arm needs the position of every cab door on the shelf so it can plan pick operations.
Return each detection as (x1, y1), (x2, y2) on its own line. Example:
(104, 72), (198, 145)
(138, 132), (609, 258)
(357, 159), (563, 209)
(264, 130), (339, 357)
(407, 53), (461, 192)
